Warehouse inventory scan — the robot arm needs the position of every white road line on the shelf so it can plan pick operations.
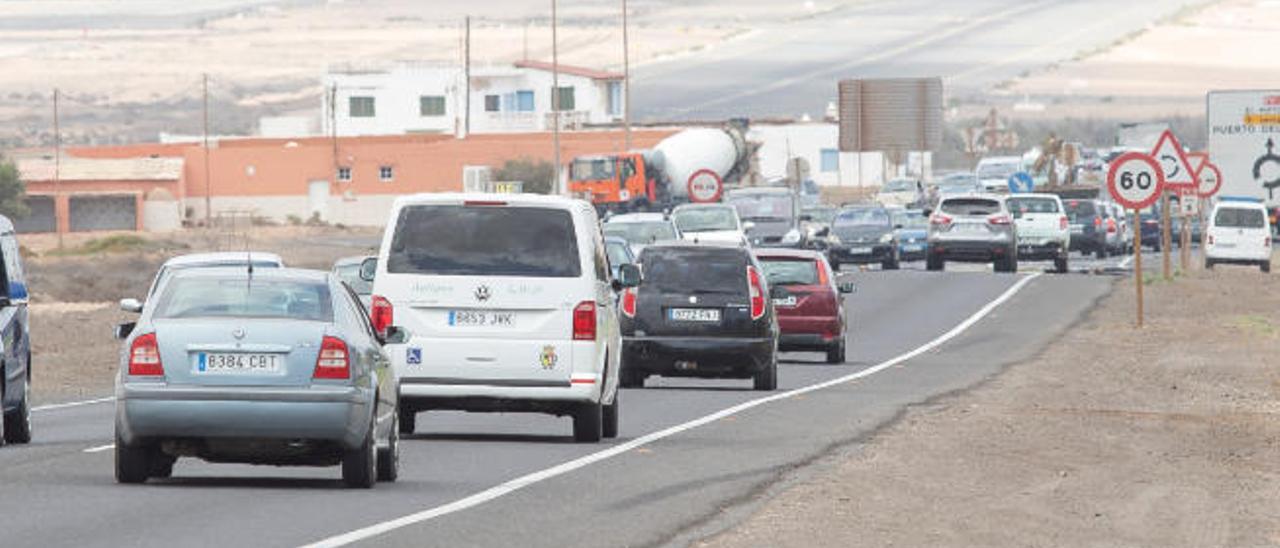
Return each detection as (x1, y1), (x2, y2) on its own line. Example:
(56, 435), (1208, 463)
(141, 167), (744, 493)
(302, 273), (1044, 548)
(83, 444), (114, 454)
(32, 396), (114, 412)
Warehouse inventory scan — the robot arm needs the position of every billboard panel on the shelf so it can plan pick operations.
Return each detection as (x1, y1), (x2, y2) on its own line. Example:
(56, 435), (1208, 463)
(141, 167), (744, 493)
(838, 78), (943, 153)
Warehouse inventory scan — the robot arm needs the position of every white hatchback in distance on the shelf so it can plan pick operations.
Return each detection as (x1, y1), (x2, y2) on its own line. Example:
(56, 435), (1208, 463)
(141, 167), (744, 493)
(365, 193), (640, 442)
(1205, 198), (1273, 273)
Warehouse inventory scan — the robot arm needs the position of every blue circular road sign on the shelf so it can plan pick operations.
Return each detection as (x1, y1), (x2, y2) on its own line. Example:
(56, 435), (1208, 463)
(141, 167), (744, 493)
(1008, 171), (1034, 193)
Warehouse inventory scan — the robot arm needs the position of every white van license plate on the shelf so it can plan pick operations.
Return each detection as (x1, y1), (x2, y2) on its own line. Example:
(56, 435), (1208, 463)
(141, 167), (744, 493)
(449, 310), (516, 327)
(197, 353), (280, 374)
(668, 308), (721, 322)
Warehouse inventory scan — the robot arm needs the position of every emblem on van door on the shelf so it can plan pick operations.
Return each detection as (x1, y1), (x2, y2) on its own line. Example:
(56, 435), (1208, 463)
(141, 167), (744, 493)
(539, 345), (558, 369)
(232, 328), (245, 340)
(474, 285), (492, 302)
(689, 296), (698, 304)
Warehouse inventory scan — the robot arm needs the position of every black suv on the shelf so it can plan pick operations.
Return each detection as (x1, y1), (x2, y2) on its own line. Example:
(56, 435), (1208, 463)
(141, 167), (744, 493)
(619, 242), (779, 390)
(1065, 199), (1107, 258)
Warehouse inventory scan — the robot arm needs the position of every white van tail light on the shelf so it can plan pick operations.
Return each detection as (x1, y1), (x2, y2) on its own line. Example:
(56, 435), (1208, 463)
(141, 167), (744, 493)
(620, 288), (637, 318)
(573, 301), (597, 341)
(314, 336), (350, 380)
(370, 295), (393, 339)
(128, 333), (163, 376)
(747, 266), (766, 320)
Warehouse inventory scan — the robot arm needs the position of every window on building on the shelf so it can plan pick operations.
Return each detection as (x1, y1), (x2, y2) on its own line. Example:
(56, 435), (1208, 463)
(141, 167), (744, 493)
(349, 96), (376, 118)
(552, 86), (575, 111)
(516, 90), (535, 112)
(337, 167), (352, 182)
(607, 81), (623, 116)
(484, 94), (500, 112)
(379, 166), (394, 182)
(820, 149), (839, 173)
(420, 95), (445, 117)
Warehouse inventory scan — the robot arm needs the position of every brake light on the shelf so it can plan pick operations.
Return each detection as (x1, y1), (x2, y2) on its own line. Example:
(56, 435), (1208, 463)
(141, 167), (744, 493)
(1207, 234), (1215, 245)
(128, 332), (163, 376)
(815, 259), (830, 286)
(463, 200), (507, 207)
(314, 336), (350, 379)
(573, 301), (596, 341)
(370, 295), (393, 339)
(1093, 217), (1102, 228)
(620, 288), (637, 318)
(1266, 237), (1272, 248)
(930, 213), (953, 226)
(1107, 218), (1117, 233)
(987, 214), (1012, 226)
(747, 266), (765, 320)
(1059, 216), (1068, 230)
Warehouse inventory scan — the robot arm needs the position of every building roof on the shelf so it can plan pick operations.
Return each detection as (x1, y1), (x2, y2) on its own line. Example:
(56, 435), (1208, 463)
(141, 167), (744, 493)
(16, 154), (183, 182)
(514, 60), (624, 81)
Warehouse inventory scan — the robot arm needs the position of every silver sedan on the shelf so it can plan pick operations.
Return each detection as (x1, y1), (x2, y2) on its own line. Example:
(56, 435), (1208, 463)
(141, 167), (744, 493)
(113, 267), (401, 488)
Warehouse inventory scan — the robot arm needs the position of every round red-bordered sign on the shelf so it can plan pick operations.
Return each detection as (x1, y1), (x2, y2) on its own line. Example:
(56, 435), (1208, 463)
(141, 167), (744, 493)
(687, 169), (724, 203)
(1107, 152), (1165, 210)
(1196, 162), (1223, 198)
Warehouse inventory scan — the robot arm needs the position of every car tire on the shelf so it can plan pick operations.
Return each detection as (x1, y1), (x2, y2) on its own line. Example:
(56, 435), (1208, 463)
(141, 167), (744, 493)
(926, 255), (944, 272)
(883, 250), (900, 270)
(1095, 246), (1106, 260)
(1054, 256), (1069, 274)
(342, 421), (377, 489)
(148, 454), (176, 479)
(398, 407), (416, 436)
(753, 351), (778, 391)
(3, 373), (32, 444)
(1262, 261), (1272, 273)
(825, 339), (846, 364)
(620, 368), (645, 389)
(115, 435), (151, 485)
(377, 412), (400, 483)
(1205, 258), (1215, 270)
(602, 393), (619, 439)
(573, 401), (604, 443)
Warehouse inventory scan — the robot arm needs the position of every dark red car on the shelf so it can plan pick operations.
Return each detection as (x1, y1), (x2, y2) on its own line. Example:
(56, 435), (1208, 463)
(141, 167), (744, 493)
(754, 249), (854, 364)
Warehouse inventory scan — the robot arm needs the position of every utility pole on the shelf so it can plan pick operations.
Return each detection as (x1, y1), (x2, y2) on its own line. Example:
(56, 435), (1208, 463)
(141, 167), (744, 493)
(622, 0), (632, 151)
(330, 84), (338, 170)
(551, 0), (562, 194)
(464, 16), (471, 137)
(53, 88), (62, 249)
(203, 73), (212, 226)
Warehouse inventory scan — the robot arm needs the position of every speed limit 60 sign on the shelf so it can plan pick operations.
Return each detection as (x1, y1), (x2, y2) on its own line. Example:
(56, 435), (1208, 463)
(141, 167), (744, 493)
(1107, 152), (1165, 210)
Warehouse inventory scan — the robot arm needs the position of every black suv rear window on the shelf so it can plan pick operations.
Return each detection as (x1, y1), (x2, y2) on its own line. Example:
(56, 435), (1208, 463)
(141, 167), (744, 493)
(939, 198), (1001, 216)
(640, 248), (746, 294)
(1065, 200), (1097, 221)
(387, 205), (582, 278)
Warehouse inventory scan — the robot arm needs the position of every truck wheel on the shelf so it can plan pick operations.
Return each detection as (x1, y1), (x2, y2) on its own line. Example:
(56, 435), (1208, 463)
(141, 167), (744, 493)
(926, 255), (944, 272)
(1205, 258), (1215, 270)
(1054, 256), (1069, 274)
(573, 401), (604, 443)
(1262, 261), (1272, 273)
(1095, 246), (1106, 260)
(602, 393), (619, 439)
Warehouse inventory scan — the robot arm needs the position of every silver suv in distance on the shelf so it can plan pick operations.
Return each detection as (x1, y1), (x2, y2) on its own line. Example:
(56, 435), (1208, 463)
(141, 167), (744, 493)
(926, 195), (1019, 273)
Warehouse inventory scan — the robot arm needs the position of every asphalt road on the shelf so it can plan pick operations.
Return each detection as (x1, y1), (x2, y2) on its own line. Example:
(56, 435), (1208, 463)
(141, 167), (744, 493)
(632, 0), (1200, 121)
(0, 257), (1129, 548)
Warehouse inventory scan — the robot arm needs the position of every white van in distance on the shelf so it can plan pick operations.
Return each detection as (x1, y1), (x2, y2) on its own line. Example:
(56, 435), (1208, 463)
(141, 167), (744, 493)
(1205, 197), (1273, 273)
(364, 193), (640, 442)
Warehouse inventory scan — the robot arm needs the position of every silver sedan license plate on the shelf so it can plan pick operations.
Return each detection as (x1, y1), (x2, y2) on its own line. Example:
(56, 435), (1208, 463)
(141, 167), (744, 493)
(668, 308), (721, 322)
(197, 353), (280, 374)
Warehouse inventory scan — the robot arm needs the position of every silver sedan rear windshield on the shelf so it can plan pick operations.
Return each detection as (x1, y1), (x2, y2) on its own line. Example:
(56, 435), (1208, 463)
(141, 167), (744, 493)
(940, 198), (1001, 216)
(154, 278), (333, 321)
(387, 205), (582, 278)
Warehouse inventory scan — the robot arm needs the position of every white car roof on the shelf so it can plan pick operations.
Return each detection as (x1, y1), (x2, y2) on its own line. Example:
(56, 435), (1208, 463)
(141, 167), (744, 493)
(162, 251), (284, 268)
(606, 212), (668, 223)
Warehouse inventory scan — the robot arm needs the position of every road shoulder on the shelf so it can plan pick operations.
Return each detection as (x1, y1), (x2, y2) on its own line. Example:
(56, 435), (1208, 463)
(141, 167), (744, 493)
(698, 266), (1280, 547)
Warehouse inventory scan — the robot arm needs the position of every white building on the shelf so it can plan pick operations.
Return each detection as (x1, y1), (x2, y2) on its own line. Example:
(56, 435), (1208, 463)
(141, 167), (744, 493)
(321, 60), (625, 136)
(750, 121), (938, 187)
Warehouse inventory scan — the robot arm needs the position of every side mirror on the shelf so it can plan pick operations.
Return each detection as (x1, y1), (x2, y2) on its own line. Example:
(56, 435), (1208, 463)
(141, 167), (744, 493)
(921, 209), (933, 217)
(816, 227), (831, 237)
(799, 214), (813, 222)
(382, 325), (408, 345)
(615, 263), (642, 289)
(119, 298), (143, 314)
(359, 257), (378, 282)
(741, 221), (756, 232)
(838, 282), (856, 294)
(894, 224), (904, 230)
(115, 322), (136, 340)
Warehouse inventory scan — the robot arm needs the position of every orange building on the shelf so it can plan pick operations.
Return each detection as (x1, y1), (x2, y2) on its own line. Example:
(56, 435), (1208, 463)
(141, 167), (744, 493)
(14, 129), (675, 231)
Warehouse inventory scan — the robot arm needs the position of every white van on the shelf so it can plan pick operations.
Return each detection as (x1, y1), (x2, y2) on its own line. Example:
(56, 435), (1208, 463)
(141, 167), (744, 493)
(1205, 198), (1273, 273)
(365, 193), (638, 442)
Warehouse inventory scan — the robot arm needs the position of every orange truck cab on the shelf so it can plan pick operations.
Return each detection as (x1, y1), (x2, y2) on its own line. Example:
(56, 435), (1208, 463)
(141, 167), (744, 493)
(568, 153), (657, 211)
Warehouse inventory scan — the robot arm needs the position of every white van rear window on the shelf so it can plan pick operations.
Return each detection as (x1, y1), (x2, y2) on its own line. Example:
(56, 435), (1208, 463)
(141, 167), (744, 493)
(387, 205), (582, 278)
(1214, 207), (1265, 229)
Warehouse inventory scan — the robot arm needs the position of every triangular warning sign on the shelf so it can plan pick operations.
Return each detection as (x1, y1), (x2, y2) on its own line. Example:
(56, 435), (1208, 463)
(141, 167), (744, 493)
(1150, 130), (1199, 189)
(1186, 152), (1208, 177)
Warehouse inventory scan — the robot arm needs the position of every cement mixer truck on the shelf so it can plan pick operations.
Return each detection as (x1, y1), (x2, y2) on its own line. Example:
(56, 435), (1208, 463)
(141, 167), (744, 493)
(568, 121), (757, 212)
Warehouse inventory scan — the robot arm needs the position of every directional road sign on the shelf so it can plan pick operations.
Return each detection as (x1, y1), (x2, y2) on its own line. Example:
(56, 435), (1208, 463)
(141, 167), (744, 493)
(1007, 171), (1034, 193)
(1107, 152), (1165, 210)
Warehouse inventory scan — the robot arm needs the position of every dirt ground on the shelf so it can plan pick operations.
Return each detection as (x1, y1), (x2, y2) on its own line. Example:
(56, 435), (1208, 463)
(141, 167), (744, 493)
(25, 225), (380, 405)
(702, 259), (1280, 547)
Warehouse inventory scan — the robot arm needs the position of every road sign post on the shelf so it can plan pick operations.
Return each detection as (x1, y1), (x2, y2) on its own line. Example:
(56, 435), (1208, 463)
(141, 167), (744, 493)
(1161, 192), (1172, 280)
(1107, 152), (1165, 327)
